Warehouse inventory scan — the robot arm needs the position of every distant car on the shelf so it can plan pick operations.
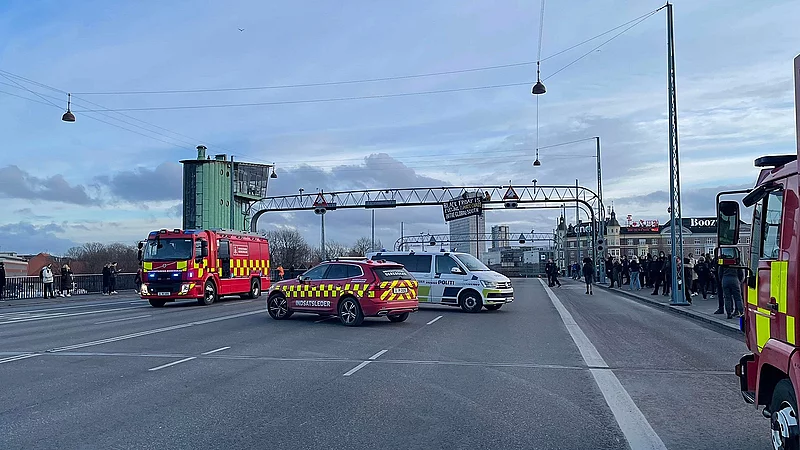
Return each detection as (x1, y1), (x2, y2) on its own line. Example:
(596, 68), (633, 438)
(266, 259), (418, 326)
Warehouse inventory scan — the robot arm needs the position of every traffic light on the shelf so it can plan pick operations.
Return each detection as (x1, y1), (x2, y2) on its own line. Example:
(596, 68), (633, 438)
(597, 238), (604, 253)
(504, 201), (518, 208)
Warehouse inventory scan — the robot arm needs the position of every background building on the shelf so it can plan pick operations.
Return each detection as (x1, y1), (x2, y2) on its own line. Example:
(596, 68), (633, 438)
(482, 246), (553, 277)
(448, 212), (486, 258)
(490, 225), (510, 249)
(0, 252), (28, 277)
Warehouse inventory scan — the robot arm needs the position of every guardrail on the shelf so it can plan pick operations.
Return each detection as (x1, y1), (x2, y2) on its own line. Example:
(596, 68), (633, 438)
(1, 273), (137, 300)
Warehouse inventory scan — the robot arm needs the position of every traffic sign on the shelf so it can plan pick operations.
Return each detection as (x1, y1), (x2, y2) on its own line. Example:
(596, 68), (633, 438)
(503, 186), (519, 201)
(313, 193), (327, 207)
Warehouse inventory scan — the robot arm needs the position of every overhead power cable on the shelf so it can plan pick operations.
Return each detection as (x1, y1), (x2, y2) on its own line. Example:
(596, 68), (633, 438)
(58, 7), (662, 97)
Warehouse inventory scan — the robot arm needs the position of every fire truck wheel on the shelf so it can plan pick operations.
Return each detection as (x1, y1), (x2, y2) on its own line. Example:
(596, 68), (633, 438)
(198, 281), (217, 306)
(248, 279), (261, 299)
(770, 379), (799, 450)
(148, 299), (166, 308)
(338, 297), (364, 327)
(459, 290), (483, 313)
(267, 294), (292, 320)
(387, 312), (409, 323)
(484, 304), (503, 311)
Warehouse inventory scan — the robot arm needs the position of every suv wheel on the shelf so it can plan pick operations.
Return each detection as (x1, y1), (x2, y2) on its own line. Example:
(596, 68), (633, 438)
(338, 297), (364, 327)
(267, 294), (292, 320)
(459, 291), (483, 313)
(387, 312), (409, 323)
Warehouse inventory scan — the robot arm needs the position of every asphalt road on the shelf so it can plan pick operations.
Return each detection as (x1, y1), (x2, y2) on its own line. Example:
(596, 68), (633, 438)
(0, 279), (770, 449)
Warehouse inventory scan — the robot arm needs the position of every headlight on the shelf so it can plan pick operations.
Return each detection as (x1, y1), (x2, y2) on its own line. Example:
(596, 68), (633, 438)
(180, 284), (191, 295)
(481, 280), (498, 288)
(140, 284), (149, 295)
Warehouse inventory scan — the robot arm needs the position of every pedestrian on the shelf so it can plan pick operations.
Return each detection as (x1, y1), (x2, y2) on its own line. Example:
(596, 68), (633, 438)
(0, 262), (6, 301)
(277, 265), (285, 281)
(694, 257), (709, 300)
(40, 264), (55, 299)
(605, 256), (613, 286)
(545, 259), (561, 287)
(662, 255), (673, 296)
(629, 257), (641, 291)
(102, 263), (111, 295)
(60, 264), (73, 297)
(720, 264), (744, 319)
(641, 254), (650, 287)
(582, 257), (594, 295)
(621, 256), (630, 286)
(134, 267), (143, 294)
(651, 253), (665, 295)
(110, 262), (118, 294)
(683, 257), (693, 304)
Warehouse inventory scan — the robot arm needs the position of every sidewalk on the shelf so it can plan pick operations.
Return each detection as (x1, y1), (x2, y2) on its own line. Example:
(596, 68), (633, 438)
(0, 291), (141, 308)
(594, 280), (742, 333)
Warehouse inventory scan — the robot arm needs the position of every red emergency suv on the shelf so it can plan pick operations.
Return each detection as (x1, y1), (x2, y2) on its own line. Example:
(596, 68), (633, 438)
(267, 259), (418, 326)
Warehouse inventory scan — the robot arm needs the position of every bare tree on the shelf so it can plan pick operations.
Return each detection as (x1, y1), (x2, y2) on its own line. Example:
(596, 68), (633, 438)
(348, 237), (382, 256)
(63, 242), (138, 273)
(264, 228), (312, 269)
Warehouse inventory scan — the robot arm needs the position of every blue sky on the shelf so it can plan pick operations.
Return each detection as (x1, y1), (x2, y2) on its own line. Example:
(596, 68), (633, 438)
(1, 0), (798, 254)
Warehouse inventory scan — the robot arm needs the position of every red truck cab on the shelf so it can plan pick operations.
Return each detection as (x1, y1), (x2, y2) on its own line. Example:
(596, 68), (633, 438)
(729, 54), (800, 449)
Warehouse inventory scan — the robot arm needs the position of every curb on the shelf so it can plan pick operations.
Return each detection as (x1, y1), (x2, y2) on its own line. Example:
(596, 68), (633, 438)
(596, 284), (742, 335)
(0, 292), (141, 308)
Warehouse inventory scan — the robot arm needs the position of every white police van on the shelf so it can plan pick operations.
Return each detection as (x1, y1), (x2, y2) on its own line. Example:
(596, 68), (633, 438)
(366, 250), (513, 312)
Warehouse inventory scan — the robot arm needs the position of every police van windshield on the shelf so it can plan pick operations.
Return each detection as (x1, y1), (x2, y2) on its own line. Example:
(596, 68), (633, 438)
(144, 238), (193, 261)
(453, 254), (490, 271)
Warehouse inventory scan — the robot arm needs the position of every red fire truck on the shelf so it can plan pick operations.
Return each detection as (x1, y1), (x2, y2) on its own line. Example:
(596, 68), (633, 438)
(140, 228), (270, 307)
(728, 55), (800, 449)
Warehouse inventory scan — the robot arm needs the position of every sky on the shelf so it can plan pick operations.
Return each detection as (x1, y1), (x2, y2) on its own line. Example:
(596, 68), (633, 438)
(1, 0), (798, 255)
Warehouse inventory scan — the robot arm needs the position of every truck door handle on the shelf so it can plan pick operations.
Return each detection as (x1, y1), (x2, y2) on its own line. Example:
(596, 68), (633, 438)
(768, 297), (779, 311)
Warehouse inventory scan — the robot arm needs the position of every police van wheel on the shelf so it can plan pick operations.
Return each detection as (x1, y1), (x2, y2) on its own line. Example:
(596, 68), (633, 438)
(267, 294), (292, 320)
(387, 312), (409, 323)
(459, 291), (483, 313)
(149, 299), (166, 308)
(770, 379), (800, 450)
(198, 281), (217, 306)
(485, 304), (502, 311)
(338, 297), (364, 327)
(248, 279), (261, 299)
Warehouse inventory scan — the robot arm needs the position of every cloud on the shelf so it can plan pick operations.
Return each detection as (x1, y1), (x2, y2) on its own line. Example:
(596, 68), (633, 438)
(0, 165), (96, 205)
(0, 222), (78, 255)
(95, 162), (182, 201)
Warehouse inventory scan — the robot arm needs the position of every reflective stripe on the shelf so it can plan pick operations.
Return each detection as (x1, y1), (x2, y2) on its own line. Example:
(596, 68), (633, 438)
(143, 262), (153, 271)
(756, 308), (771, 351)
(771, 261), (789, 313)
(788, 316), (796, 346)
(176, 261), (188, 270)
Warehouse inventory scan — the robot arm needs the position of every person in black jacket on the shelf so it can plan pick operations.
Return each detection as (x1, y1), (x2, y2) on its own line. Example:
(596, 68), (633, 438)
(651, 254), (665, 295)
(582, 257), (594, 295)
(102, 263), (111, 295)
(0, 262), (6, 300)
(109, 262), (118, 294)
(629, 257), (641, 291)
(60, 264), (73, 297)
(694, 258), (709, 300)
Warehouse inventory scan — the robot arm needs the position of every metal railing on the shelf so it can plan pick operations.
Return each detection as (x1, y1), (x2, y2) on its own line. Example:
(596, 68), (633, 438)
(1, 273), (137, 300)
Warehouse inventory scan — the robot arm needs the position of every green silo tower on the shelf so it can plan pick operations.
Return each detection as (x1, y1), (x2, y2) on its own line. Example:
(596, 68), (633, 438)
(181, 146), (276, 231)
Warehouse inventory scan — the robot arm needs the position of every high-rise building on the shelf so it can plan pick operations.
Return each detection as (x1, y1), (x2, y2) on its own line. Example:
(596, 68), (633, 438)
(491, 225), (510, 249)
(449, 213), (486, 258)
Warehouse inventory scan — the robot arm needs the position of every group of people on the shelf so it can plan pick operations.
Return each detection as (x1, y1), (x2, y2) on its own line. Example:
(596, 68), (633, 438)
(102, 262), (119, 295)
(37, 263), (75, 299)
(600, 252), (744, 319)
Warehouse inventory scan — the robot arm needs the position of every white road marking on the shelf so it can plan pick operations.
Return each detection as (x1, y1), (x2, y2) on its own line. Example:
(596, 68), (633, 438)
(539, 278), (666, 450)
(0, 306), (144, 325)
(342, 361), (371, 376)
(94, 315), (151, 325)
(2, 300), (145, 315)
(47, 310), (262, 353)
(426, 315), (443, 325)
(201, 346), (231, 355)
(314, 316), (337, 323)
(368, 349), (388, 360)
(0, 353), (39, 364)
(148, 357), (197, 372)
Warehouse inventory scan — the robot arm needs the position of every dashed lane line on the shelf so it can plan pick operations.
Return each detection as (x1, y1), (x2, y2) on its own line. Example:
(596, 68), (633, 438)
(0, 353), (39, 364)
(426, 315), (443, 325)
(344, 348), (389, 376)
(148, 357), (197, 372)
(46, 310), (262, 353)
(201, 346), (231, 355)
(539, 278), (667, 450)
(0, 306), (145, 325)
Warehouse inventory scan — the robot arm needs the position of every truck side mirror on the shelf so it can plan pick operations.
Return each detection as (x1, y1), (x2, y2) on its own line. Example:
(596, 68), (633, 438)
(201, 241), (209, 258)
(717, 200), (740, 245)
(297, 275), (308, 283)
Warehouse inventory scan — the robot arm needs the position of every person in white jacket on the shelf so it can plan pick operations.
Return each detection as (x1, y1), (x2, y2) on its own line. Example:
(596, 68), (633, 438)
(40, 264), (55, 299)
